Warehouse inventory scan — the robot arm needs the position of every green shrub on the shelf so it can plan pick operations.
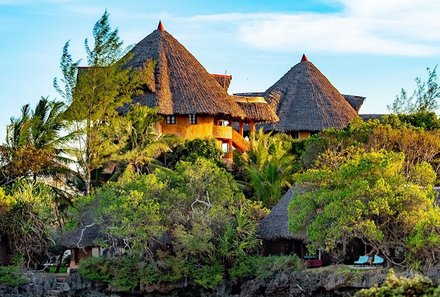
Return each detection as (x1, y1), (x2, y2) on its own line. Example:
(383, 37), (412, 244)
(356, 269), (439, 297)
(79, 256), (142, 290)
(107, 257), (139, 291)
(193, 263), (223, 289)
(0, 265), (27, 286)
(229, 255), (303, 280)
(139, 263), (160, 285)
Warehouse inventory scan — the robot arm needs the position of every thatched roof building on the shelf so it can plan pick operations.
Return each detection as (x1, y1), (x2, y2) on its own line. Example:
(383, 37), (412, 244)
(261, 54), (359, 133)
(233, 96), (279, 123)
(343, 95), (365, 112)
(60, 211), (104, 249)
(258, 187), (306, 241)
(125, 21), (245, 119)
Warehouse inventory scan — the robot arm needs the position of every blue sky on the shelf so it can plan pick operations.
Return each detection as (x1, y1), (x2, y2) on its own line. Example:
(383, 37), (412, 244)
(0, 0), (439, 143)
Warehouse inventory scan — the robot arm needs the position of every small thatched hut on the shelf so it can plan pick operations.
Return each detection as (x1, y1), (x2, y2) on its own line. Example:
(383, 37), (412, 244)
(240, 55), (363, 138)
(258, 187), (307, 256)
(124, 21), (278, 160)
(60, 211), (105, 269)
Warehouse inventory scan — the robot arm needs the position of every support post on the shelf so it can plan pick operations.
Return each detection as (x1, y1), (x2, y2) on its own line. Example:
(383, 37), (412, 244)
(250, 120), (255, 141)
(239, 121), (244, 136)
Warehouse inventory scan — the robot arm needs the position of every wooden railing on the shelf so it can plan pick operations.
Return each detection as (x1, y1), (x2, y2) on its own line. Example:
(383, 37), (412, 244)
(213, 125), (232, 139)
(232, 129), (249, 152)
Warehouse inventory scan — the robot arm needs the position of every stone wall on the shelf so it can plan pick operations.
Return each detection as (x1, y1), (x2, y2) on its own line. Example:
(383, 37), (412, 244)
(0, 266), (388, 297)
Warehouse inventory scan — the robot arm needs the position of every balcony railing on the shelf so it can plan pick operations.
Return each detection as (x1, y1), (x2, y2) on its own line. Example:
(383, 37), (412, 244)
(213, 125), (232, 139)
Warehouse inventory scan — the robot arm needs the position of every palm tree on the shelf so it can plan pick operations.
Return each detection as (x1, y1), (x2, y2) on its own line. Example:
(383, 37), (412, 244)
(1, 97), (78, 199)
(241, 130), (297, 207)
(118, 104), (179, 174)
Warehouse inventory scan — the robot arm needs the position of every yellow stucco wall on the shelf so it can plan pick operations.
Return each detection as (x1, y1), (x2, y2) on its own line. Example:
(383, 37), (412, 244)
(298, 131), (311, 139)
(161, 115), (215, 139)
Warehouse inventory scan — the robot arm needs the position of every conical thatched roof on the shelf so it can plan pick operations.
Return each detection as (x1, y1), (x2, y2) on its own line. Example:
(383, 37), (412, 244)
(264, 55), (358, 132)
(258, 187), (307, 241)
(125, 22), (245, 118)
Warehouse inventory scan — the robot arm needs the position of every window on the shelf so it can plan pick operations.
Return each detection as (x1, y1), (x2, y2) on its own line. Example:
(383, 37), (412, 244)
(189, 114), (197, 124)
(166, 115), (176, 124)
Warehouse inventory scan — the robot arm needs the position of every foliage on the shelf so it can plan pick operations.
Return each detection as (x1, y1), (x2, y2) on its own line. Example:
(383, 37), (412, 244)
(119, 103), (178, 173)
(73, 157), (268, 288)
(229, 255), (303, 280)
(79, 256), (139, 290)
(161, 138), (223, 169)
(60, 11), (147, 194)
(299, 118), (440, 183)
(356, 269), (439, 297)
(0, 181), (57, 267)
(92, 174), (168, 253)
(389, 111), (440, 130)
(289, 150), (439, 267)
(240, 130), (298, 207)
(0, 97), (75, 192)
(388, 65), (440, 114)
(0, 265), (27, 286)
(406, 207), (440, 270)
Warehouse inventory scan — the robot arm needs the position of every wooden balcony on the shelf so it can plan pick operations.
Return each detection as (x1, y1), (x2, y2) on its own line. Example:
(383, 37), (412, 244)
(213, 125), (232, 139)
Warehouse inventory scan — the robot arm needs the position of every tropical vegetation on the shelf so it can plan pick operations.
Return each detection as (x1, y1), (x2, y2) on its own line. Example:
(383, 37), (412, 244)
(1, 9), (440, 296)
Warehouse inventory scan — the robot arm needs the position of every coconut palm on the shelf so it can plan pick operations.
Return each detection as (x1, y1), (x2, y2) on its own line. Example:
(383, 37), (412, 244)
(118, 103), (179, 174)
(1, 97), (78, 198)
(242, 130), (297, 208)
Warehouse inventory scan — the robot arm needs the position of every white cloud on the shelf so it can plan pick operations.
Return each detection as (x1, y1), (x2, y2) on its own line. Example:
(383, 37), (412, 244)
(189, 0), (440, 57)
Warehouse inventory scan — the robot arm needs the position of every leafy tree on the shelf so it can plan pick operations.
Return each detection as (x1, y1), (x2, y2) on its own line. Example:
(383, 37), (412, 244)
(388, 65), (440, 113)
(240, 130), (298, 207)
(289, 150), (439, 267)
(60, 11), (146, 194)
(387, 111), (440, 130)
(72, 158), (267, 288)
(160, 138), (223, 169)
(299, 118), (440, 182)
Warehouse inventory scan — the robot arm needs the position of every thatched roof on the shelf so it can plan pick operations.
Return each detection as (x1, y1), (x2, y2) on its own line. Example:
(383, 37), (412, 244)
(258, 187), (307, 241)
(60, 211), (104, 249)
(233, 96), (279, 123)
(125, 21), (245, 118)
(263, 54), (359, 132)
(211, 74), (232, 91)
(343, 94), (365, 112)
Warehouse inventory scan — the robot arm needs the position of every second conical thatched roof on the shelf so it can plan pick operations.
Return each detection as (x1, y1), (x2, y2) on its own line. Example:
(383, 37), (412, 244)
(125, 22), (245, 118)
(258, 187), (307, 241)
(264, 55), (358, 132)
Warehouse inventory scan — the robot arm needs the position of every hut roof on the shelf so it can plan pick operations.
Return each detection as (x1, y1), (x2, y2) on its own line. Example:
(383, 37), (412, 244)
(258, 187), (307, 241)
(125, 22), (245, 118)
(60, 210), (104, 249)
(233, 96), (279, 123)
(264, 55), (359, 132)
(211, 74), (232, 91)
(343, 94), (365, 112)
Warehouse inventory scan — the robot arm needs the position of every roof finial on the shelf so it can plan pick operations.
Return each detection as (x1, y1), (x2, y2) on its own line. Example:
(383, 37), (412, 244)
(301, 54), (308, 62)
(158, 20), (164, 31)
